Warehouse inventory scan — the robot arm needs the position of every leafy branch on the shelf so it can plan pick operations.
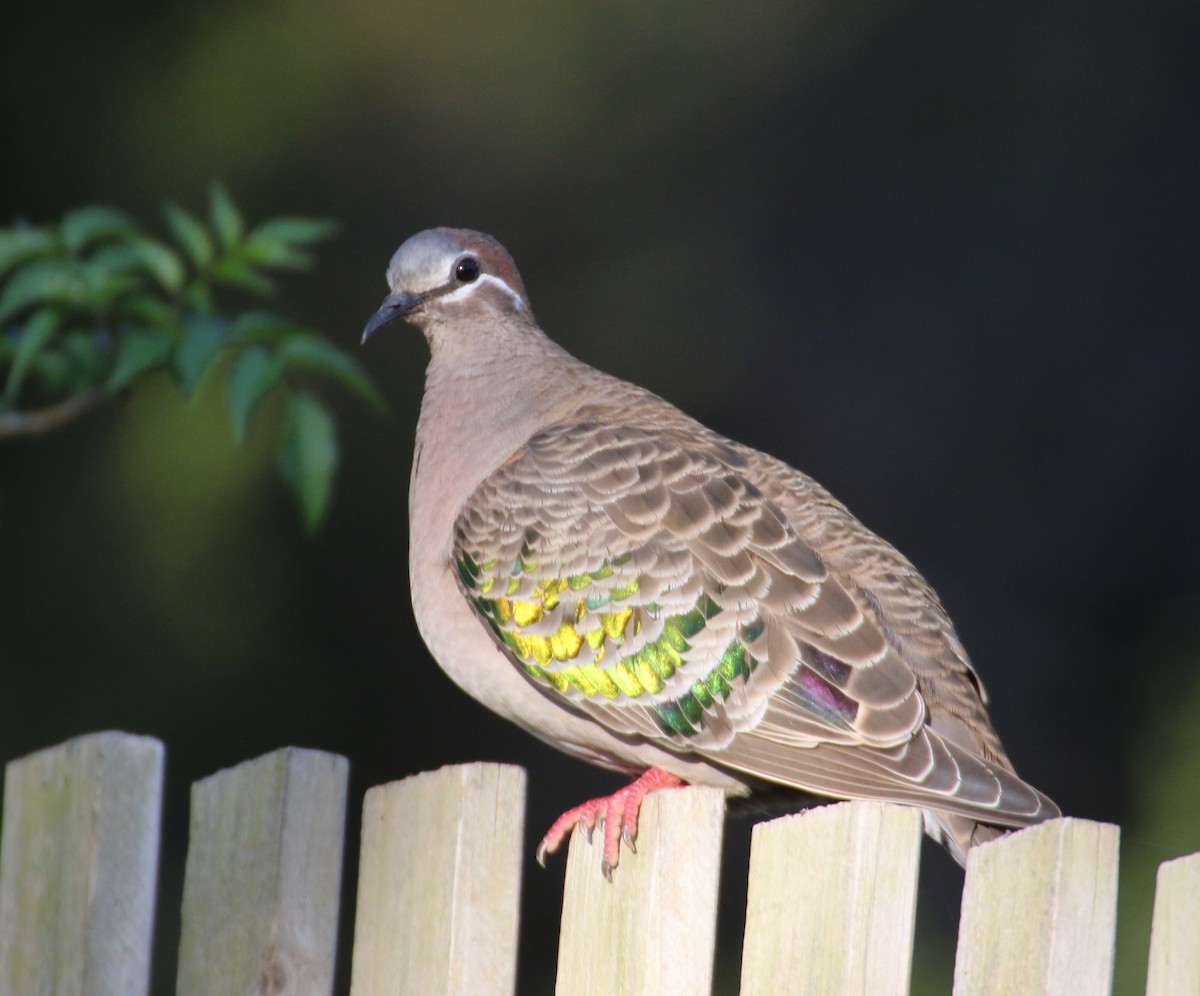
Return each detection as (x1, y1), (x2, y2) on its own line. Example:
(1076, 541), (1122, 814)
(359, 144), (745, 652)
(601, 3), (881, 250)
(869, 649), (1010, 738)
(0, 185), (382, 530)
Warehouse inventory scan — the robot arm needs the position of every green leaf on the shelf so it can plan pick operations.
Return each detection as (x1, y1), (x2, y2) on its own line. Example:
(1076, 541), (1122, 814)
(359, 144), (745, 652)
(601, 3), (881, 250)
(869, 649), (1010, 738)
(209, 183), (244, 251)
(89, 238), (186, 293)
(183, 282), (214, 314)
(0, 228), (58, 280)
(119, 295), (177, 329)
(279, 390), (337, 532)
(0, 259), (88, 325)
(241, 217), (337, 270)
(230, 310), (302, 343)
(240, 237), (313, 271)
(79, 255), (138, 305)
(163, 202), (213, 270)
(209, 253), (274, 295)
(4, 309), (60, 403)
(276, 334), (386, 411)
(108, 328), (174, 390)
(57, 331), (112, 392)
(61, 206), (136, 254)
(246, 217), (337, 247)
(226, 345), (281, 442)
(173, 313), (229, 398)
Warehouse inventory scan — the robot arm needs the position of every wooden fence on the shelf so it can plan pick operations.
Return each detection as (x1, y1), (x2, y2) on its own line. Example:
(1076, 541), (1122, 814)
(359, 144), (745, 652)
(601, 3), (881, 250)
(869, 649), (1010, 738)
(0, 731), (1195, 994)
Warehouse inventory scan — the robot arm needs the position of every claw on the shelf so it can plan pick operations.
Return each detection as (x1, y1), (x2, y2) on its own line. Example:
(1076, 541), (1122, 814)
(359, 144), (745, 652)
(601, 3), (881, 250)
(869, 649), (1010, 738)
(535, 767), (685, 877)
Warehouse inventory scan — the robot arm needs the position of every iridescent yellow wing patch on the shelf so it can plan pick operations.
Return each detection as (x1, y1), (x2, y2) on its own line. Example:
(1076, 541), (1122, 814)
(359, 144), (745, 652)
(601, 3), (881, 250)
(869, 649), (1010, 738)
(457, 541), (762, 738)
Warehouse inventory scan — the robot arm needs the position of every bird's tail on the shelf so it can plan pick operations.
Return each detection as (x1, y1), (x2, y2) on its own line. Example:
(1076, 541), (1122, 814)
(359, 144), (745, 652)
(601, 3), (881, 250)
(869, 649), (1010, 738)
(924, 809), (1048, 867)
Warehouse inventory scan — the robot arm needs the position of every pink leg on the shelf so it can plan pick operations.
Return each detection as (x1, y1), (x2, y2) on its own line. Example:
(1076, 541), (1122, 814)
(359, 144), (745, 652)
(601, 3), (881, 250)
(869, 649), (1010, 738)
(536, 767), (684, 880)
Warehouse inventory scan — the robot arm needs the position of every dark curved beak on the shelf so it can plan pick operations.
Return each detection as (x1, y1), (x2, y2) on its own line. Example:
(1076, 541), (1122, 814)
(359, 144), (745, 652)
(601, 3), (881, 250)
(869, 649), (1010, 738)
(361, 291), (424, 343)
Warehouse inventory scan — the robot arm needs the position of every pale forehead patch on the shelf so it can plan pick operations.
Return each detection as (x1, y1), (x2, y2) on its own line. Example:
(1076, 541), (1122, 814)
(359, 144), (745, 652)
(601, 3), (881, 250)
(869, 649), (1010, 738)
(386, 229), (464, 294)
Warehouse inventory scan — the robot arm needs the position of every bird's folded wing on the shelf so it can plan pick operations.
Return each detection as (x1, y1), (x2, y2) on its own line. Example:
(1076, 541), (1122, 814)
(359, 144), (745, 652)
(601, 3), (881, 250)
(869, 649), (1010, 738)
(454, 410), (1053, 825)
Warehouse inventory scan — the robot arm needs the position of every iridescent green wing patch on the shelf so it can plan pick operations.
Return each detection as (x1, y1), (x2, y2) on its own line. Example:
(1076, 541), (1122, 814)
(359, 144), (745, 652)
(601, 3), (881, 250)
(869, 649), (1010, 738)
(649, 623), (763, 736)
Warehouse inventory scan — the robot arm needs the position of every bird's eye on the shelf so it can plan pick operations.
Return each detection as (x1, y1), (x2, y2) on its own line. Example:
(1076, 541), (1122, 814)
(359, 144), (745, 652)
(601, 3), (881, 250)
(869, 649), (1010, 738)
(455, 257), (480, 283)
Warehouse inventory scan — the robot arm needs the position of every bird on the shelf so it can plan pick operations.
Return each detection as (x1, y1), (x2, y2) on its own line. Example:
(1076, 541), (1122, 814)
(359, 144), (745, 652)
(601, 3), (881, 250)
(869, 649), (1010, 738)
(362, 227), (1059, 878)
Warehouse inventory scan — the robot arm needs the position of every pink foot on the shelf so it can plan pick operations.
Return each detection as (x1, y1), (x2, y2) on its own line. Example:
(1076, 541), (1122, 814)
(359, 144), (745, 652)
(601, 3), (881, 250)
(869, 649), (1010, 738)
(535, 767), (684, 880)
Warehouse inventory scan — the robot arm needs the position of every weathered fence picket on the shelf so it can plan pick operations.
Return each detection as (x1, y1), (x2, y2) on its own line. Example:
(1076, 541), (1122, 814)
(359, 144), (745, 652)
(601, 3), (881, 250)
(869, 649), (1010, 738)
(555, 785), (726, 996)
(175, 747), (349, 996)
(740, 801), (923, 996)
(0, 731), (1196, 995)
(349, 762), (526, 996)
(0, 731), (163, 996)
(952, 817), (1120, 995)
(1145, 851), (1200, 995)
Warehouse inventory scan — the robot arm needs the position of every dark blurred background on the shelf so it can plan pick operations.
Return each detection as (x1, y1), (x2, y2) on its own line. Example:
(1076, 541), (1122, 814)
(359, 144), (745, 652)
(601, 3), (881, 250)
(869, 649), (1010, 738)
(2, 2), (1198, 992)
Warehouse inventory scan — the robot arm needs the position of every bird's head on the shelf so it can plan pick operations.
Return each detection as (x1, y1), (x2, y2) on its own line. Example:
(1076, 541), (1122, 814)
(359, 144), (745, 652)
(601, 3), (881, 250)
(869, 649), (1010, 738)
(362, 228), (533, 342)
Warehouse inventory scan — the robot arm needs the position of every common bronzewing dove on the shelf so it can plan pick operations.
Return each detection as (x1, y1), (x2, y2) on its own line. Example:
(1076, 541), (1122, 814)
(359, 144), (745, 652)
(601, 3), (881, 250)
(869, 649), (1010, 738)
(363, 228), (1059, 877)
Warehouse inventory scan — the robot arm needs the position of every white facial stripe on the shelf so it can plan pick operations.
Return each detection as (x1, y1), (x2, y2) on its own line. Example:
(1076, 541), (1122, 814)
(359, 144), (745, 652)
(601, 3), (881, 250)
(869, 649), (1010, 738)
(441, 273), (527, 312)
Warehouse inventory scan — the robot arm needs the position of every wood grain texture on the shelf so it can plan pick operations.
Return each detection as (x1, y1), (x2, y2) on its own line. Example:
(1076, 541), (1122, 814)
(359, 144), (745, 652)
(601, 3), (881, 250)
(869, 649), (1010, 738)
(175, 747), (349, 996)
(1145, 851), (1200, 996)
(0, 731), (164, 996)
(555, 785), (726, 996)
(349, 763), (526, 996)
(952, 817), (1119, 996)
(739, 801), (922, 996)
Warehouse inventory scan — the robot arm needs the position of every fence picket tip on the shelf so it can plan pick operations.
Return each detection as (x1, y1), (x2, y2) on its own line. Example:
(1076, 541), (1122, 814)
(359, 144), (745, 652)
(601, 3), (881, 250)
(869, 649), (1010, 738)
(350, 761), (527, 996)
(740, 800), (922, 996)
(953, 815), (1119, 996)
(176, 745), (349, 996)
(1145, 849), (1200, 996)
(0, 731), (164, 996)
(556, 784), (725, 996)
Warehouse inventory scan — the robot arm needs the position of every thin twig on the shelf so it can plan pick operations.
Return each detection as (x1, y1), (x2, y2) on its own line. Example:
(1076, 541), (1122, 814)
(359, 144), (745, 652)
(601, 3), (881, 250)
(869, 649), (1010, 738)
(0, 389), (110, 439)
